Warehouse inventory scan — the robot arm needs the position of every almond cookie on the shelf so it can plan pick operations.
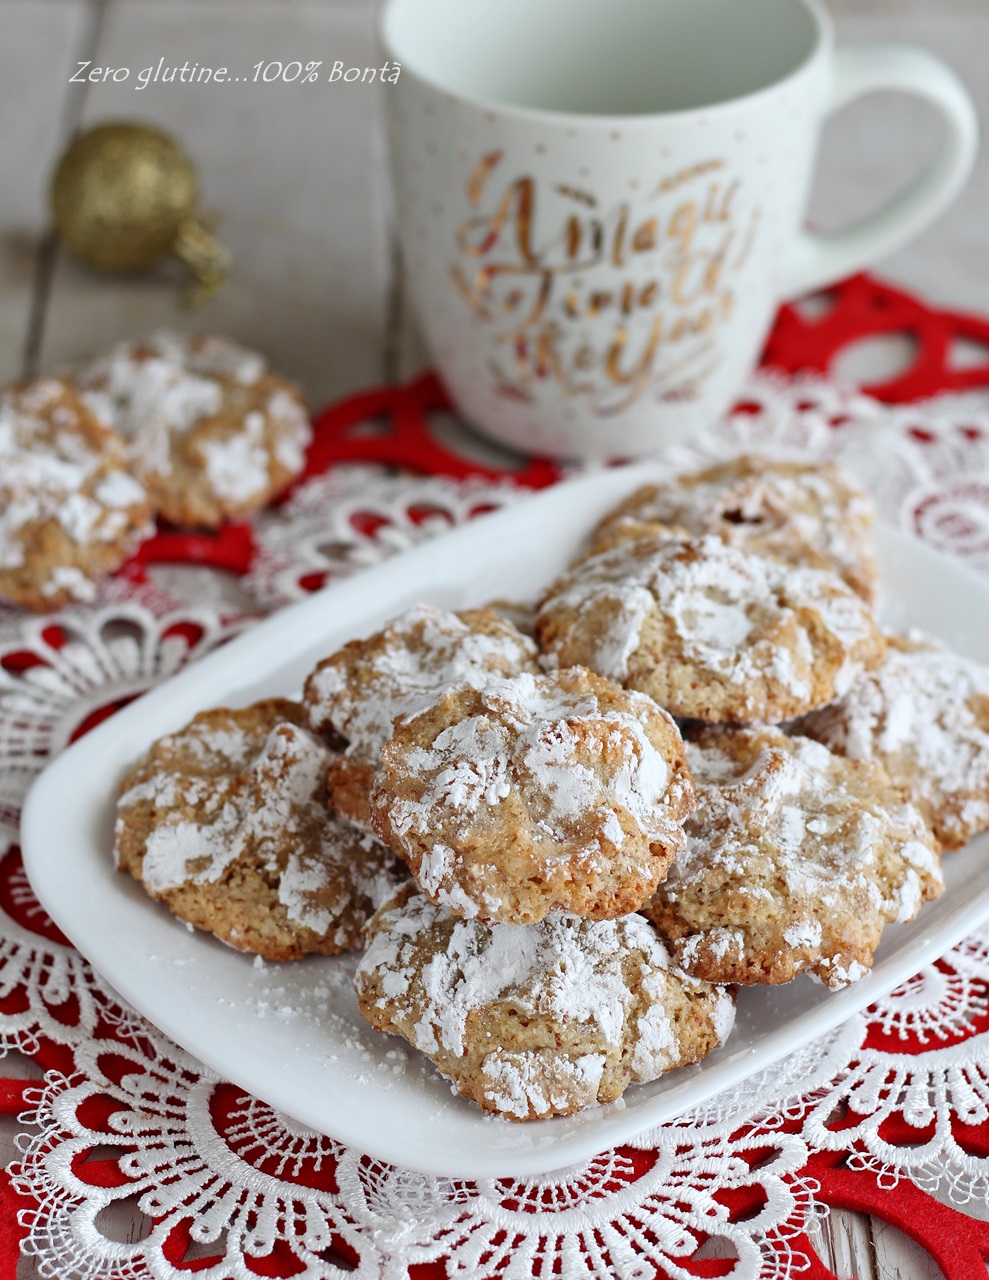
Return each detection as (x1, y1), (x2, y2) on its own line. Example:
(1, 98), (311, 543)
(0, 377), (152, 611)
(303, 604), (541, 830)
(791, 633), (989, 851)
(589, 455), (876, 600)
(641, 727), (942, 989)
(76, 332), (311, 528)
(115, 699), (404, 960)
(370, 667), (695, 924)
(355, 883), (735, 1121)
(535, 533), (885, 723)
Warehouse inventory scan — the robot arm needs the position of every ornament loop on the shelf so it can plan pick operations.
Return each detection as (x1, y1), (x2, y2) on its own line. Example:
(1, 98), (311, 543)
(173, 218), (232, 305)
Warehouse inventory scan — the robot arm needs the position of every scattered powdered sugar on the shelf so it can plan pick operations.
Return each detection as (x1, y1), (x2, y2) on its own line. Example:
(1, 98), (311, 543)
(246, 721), (339, 926)
(175, 722), (258, 771)
(680, 928), (746, 968)
(893, 844), (933, 922)
(279, 850), (338, 934)
(41, 565), (96, 600)
(597, 456), (875, 593)
(403, 716), (513, 823)
(305, 603), (539, 759)
(412, 911), (631, 1058)
(356, 886), (735, 1116)
(767, 640), (813, 703)
(78, 335), (226, 460)
(57, 494), (109, 546)
(480, 1052), (606, 1119)
(691, 733), (937, 905)
(814, 957), (869, 987)
(415, 843), (468, 906)
(630, 974), (680, 1076)
(75, 333), (310, 499)
(269, 390), (311, 472)
(139, 812), (237, 890)
(674, 589), (753, 653)
(783, 920), (823, 949)
(93, 471), (147, 519)
(200, 412), (272, 504)
(709, 988), (738, 1045)
(589, 587), (654, 681)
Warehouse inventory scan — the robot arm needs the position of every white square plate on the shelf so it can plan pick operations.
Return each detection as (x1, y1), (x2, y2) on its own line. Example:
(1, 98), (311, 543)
(20, 464), (989, 1178)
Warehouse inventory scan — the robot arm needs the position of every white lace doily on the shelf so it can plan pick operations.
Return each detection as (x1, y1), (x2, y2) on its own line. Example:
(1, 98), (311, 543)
(4, 371), (989, 1280)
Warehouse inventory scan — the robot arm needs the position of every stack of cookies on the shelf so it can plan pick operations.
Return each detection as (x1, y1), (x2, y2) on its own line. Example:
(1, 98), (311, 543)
(114, 454), (989, 1122)
(304, 605), (736, 1120)
(0, 332), (311, 611)
(534, 456), (945, 991)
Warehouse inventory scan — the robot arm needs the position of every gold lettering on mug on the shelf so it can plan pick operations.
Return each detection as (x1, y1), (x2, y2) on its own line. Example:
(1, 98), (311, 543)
(656, 158), (726, 194)
(554, 184), (598, 208)
(467, 151), (504, 205)
(452, 153), (762, 412)
(631, 219), (657, 253)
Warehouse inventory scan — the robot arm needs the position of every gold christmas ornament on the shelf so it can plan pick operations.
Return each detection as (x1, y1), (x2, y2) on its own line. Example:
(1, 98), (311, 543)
(50, 121), (231, 304)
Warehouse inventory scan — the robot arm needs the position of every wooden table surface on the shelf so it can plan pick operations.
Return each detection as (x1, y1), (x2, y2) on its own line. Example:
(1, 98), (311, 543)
(4, 1), (987, 1276)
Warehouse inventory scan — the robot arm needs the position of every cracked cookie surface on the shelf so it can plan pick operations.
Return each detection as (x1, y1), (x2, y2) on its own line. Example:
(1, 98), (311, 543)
(589, 454), (876, 599)
(791, 633), (989, 851)
(76, 331), (310, 528)
(355, 883), (735, 1120)
(303, 604), (540, 830)
(641, 726), (942, 989)
(115, 699), (404, 960)
(536, 532), (884, 723)
(370, 666), (695, 924)
(0, 377), (151, 611)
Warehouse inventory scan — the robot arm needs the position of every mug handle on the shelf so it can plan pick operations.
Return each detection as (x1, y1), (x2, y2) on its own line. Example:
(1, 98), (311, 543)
(783, 44), (978, 298)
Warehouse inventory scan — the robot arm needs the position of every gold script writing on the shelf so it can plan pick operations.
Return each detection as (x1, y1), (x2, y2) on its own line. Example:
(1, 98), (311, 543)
(451, 151), (761, 414)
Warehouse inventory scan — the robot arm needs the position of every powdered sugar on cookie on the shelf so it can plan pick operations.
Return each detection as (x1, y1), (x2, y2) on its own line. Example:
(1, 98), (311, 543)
(305, 604), (541, 761)
(355, 883), (734, 1120)
(0, 377), (151, 610)
(589, 455), (876, 600)
(80, 337), (223, 460)
(642, 727), (942, 989)
(390, 672), (679, 841)
(536, 533), (884, 723)
(115, 700), (404, 960)
(75, 332), (311, 528)
(791, 633), (989, 851)
(372, 667), (694, 924)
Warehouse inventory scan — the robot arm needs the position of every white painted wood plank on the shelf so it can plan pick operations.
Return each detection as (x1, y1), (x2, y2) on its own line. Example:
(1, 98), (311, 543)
(873, 1217), (946, 1280)
(805, 1207), (878, 1280)
(39, 0), (394, 408)
(0, 0), (93, 384)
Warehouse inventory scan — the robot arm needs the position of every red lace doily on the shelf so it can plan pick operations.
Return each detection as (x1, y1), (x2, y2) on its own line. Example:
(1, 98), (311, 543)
(4, 273), (989, 1280)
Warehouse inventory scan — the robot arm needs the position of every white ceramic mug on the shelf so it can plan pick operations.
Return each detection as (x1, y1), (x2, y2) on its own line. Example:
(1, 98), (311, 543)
(381, 0), (977, 459)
